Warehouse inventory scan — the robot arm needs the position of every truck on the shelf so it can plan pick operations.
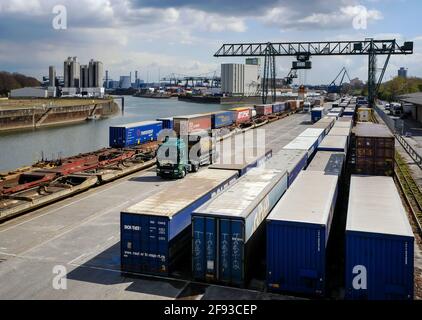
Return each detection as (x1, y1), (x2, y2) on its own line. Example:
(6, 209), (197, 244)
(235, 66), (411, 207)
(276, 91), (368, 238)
(156, 114), (215, 179)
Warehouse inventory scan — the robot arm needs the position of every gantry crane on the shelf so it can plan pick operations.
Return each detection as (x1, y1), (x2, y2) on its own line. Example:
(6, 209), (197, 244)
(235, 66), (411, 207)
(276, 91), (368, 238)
(214, 39), (413, 105)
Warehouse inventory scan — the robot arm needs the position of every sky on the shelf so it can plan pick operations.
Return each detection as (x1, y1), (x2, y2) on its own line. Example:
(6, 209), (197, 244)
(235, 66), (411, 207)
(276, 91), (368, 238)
(0, 0), (421, 85)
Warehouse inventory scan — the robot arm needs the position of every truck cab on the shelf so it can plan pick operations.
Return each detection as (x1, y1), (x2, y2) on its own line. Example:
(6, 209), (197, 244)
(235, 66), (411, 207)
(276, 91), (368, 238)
(156, 132), (215, 179)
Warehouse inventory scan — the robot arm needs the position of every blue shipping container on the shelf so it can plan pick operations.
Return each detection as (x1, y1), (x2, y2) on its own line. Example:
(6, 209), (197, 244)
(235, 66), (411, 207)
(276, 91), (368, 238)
(192, 168), (288, 286)
(120, 169), (238, 276)
(345, 176), (414, 300)
(156, 117), (174, 130)
(311, 107), (325, 123)
(211, 111), (234, 129)
(110, 121), (162, 148)
(272, 103), (286, 113)
(266, 171), (339, 296)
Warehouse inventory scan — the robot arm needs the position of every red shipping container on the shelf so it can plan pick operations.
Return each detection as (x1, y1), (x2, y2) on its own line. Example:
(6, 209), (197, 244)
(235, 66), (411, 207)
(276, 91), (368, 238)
(230, 108), (251, 124)
(173, 114), (211, 135)
(255, 104), (273, 116)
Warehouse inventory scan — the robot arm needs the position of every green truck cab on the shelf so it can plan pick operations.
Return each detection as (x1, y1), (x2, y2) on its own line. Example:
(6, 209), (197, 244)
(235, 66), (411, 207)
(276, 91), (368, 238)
(156, 133), (215, 179)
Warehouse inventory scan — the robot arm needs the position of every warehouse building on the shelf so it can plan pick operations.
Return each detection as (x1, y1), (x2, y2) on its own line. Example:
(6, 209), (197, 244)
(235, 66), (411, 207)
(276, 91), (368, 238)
(399, 92), (422, 123)
(9, 87), (49, 98)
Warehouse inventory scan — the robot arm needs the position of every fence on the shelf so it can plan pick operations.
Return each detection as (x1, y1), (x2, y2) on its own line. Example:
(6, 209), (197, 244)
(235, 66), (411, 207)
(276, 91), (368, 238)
(374, 104), (422, 169)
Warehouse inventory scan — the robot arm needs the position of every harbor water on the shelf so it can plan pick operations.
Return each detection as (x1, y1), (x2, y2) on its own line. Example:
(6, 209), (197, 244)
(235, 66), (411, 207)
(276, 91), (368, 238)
(0, 96), (228, 172)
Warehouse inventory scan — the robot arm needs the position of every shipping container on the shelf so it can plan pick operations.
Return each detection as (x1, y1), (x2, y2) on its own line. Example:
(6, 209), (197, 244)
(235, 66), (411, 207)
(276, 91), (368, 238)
(298, 128), (325, 145)
(192, 168), (288, 286)
(345, 176), (414, 300)
(264, 149), (308, 186)
(272, 102), (286, 114)
(210, 147), (272, 176)
(283, 136), (319, 159)
(333, 119), (353, 130)
(343, 107), (355, 116)
(120, 169), (238, 276)
(327, 112), (339, 119)
(312, 119), (334, 136)
(354, 123), (394, 176)
(255, 104), (273, 116)
(318, 135), (348, 154)
(328, 127), (351, 145)
(266, 170), (339, 296)
(229, 107), (252, 124)
(173, 114), (212, 135)
(211, 111), (234, 129)
(156, 117), (174, 130)
(109, 120), (163, 148)
(311, 107), (325, 123)
(307, 151), (345, 176)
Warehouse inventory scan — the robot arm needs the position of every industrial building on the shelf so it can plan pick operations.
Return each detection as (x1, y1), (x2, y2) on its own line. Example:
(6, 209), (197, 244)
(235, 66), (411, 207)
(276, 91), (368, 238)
(119, 76), (131, 89)
(63, 57), (80, 88)
(221, 62), (259, 96)
(398, 67), (408, 78)
(60, 57), (104, 97)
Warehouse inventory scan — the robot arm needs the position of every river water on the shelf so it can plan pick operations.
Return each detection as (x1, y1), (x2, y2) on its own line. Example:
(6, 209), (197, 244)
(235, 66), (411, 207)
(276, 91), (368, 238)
(0, 96), (229, 172)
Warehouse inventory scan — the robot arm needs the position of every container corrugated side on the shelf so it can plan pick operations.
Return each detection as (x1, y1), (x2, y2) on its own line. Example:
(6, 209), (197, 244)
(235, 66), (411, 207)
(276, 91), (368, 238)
(255, 104), (273, 116)
(272, 103), (286, 113)
(266, 171), (339, 296)
(345, 176), (414, 300)
(307, 151), (345, 176)
(192, 168), (288, 286)
(264, 149), (308, 186)
(120, 169), (238, 276)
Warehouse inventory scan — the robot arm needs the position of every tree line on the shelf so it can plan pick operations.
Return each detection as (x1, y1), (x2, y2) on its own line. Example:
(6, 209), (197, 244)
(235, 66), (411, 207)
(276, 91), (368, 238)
(0, 71), (40, 96)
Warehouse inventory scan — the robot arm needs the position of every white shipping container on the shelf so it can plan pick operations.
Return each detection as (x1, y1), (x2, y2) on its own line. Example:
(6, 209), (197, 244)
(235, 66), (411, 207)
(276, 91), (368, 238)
(283, 136), (319, 159)
(298, 128), (325, 144)
(318, 135), (348, 154)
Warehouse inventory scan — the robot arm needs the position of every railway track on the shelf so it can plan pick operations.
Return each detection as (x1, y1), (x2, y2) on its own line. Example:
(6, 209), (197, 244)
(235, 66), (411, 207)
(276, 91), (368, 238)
(394, 151), (422, 235)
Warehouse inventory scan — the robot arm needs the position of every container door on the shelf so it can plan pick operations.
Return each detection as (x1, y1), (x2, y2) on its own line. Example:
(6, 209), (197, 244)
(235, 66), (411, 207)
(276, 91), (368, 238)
(219, 219), (245, 285)
(192, 216), (206, 280)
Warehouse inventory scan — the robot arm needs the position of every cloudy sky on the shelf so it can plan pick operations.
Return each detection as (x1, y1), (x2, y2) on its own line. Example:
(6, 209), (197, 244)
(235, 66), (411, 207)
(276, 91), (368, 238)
(0, 0), (421, 84)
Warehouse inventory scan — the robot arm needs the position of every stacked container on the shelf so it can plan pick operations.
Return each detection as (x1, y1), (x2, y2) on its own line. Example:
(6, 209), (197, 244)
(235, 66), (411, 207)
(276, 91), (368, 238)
(109, 121), (163, 148)
(345, 176), (414, 300)
(266, 170), (339, 296)
(192, 168), (288, 286)
(120, 169), (238, 276)
(354, 123), (394, 176)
